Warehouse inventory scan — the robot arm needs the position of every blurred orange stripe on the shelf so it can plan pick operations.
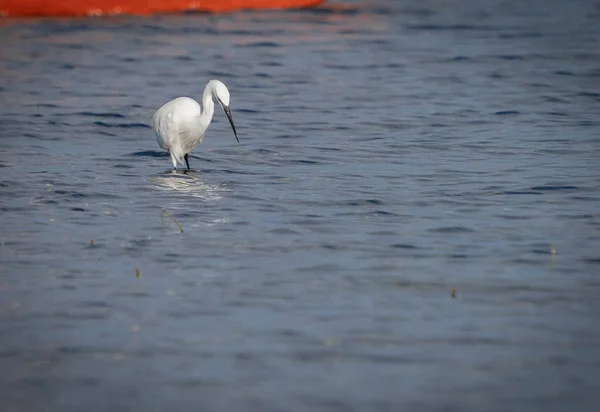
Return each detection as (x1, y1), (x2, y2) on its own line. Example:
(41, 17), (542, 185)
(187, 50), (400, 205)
(0, 0), (324, 17)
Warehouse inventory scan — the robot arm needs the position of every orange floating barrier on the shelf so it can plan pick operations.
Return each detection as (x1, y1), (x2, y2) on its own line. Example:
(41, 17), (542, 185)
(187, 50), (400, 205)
(0, 0), (325, 17)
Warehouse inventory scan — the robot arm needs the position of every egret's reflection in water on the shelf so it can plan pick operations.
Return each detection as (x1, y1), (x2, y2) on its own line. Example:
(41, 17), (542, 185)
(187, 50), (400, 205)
(151, 171), (230, 202)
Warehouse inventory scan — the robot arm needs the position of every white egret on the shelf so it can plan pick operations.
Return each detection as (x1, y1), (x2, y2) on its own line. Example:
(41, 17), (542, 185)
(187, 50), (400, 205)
(152, 79), (239, 170)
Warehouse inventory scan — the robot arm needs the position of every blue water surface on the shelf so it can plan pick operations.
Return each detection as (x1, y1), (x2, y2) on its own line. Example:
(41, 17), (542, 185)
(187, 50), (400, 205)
(1, 0), (599, 410)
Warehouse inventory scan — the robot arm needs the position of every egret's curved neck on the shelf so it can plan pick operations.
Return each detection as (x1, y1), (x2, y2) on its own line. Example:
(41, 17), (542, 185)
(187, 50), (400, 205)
(189, 82), (217, 144)
(199, 82), (215, 126)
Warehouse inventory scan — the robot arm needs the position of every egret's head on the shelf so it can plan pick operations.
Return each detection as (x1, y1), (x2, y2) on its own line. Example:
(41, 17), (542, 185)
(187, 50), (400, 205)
(212, 80), (231, 107)
(210, 79), (238, 143)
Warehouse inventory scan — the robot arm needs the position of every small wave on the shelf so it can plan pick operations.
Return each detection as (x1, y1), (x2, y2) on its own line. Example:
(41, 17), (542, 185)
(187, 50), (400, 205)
(586, 69), (600, 78)
(577, 120), (597, 127)
(499, 32), (543, 39)
(530, 185), (578, 191)
(93, 121), (150, 129)
(205, 71), (235, 78)
(554, 71), (576, 76)
(497, 214), (532, 220)
(543, 96), (569, 103)
(429, 226), (475, 233)
(495, 110), (520, 115)
(77, 112), (125, 118)
(324, 63), (381, 69)
(53, 190), (87, 198)
(390, 243), (418, 249)
(252, 148), (279, 154)
(300, 5), (360, 15)
(504, 190), (542, 195)
(131, 151), (168, 157)
(267, 228), (300, 235)
(260, 61), (283, 67)
(496, 55), (524, 60)
(241, 42), (280, 48)
(26, 103), (59, 108)
(407, 24), (493, 31)
(347, 199), (383, 206)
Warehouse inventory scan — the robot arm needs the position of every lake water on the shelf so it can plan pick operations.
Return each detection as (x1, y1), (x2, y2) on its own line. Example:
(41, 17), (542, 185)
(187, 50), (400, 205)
(1, 0), (600, 410)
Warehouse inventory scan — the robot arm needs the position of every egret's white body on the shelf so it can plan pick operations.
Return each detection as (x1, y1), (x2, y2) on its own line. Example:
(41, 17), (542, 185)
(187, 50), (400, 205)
(152, 79), (238, 170)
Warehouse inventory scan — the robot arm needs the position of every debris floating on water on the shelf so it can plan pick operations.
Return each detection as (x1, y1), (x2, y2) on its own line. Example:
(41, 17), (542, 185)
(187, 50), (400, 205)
(161, 208), (184, 233)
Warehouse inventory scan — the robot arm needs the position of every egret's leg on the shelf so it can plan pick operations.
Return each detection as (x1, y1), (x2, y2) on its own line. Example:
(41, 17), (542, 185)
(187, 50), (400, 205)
(170, 153), (178, 170)
(184, 154), (190, 171)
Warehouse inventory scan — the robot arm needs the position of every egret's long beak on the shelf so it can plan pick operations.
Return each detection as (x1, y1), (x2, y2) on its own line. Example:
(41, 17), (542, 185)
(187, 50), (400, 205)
(222, 105), (239, 143)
